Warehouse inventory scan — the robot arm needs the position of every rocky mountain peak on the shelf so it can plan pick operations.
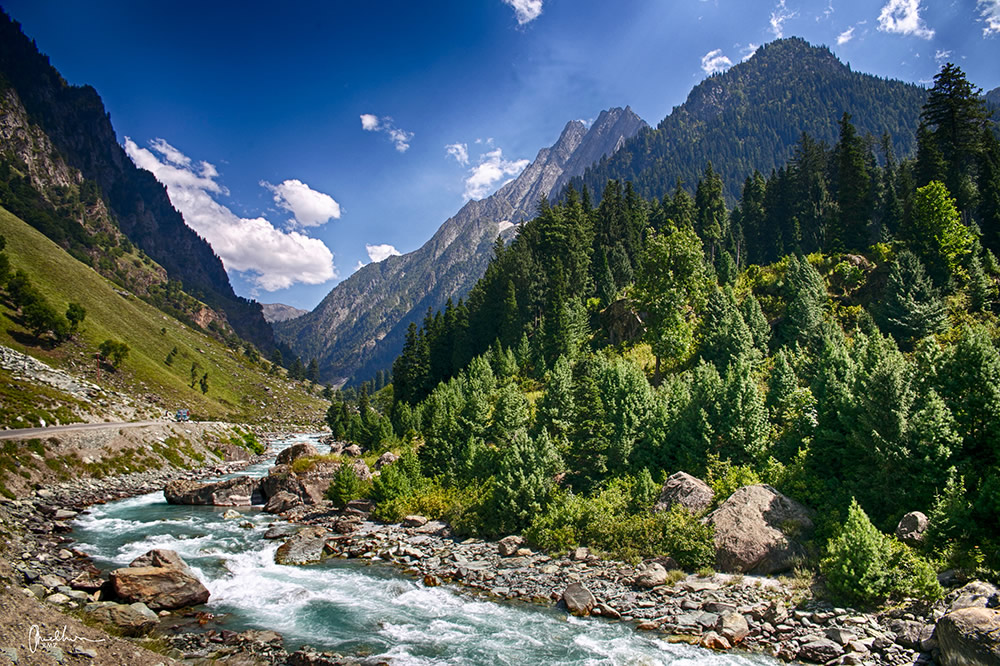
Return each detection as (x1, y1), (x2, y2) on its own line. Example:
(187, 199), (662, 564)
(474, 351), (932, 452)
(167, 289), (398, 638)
(276, 106), (646, 384)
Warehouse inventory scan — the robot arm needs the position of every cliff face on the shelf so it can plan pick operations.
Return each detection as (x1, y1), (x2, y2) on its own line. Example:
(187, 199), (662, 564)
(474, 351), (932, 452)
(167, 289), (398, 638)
(0, 11), (274, 350)
(277, 107), (647, 384)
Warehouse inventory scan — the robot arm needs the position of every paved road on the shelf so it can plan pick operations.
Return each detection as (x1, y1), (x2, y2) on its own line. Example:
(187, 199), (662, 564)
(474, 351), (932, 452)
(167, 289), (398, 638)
(0, 420), (167, 440)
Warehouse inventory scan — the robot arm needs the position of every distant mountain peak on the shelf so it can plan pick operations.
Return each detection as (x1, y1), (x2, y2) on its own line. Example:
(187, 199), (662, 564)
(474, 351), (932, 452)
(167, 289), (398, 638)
(261, 303), (309, 324)
(276, 106), (646, 384)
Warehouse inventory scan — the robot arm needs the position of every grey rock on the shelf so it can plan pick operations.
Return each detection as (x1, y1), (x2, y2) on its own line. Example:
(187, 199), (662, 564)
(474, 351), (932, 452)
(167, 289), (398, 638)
(796, 638), (843, 663)
(88, 602), (160, 635)
(945, 580), (999, 614)
(498, 535), (525, 557)
(653, 471), (714, 514)
(707, 484), (813, 574)
(936, 607), (1000, 666)
(275, 527), (330, 565)
(716, 611), (750, 644)
(633, 562), (668, 589)
(275, 442), (319, 466)
(264, 490), (303, 514)
(563, 581), (596, 616)
(164, 476), (264, 506)
(375, 451), (400, 470)
(895, 511), (929, 546)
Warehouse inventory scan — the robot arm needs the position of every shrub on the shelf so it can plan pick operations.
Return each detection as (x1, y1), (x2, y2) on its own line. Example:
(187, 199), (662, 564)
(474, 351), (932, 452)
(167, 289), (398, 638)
(325, 462), (370, 509)
(98, 339), (130, 369)
(821, 498), (942, 604)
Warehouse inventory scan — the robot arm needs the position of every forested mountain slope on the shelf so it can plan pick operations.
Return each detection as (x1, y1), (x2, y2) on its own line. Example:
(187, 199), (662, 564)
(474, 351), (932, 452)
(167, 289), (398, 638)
(0, 10), (274, 350)
(276, 108), (646, 385)
(567, 38), (928, 204)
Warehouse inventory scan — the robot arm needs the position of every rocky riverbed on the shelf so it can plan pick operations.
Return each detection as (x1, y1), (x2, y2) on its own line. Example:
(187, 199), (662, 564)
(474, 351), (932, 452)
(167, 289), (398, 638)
(2, 439), (998, 666)
(266, 501), (1000, 666)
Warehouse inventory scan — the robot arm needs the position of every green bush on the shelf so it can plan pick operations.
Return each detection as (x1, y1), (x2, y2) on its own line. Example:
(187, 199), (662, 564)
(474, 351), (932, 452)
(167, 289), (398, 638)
(821, 498), (942, 604)
(325, 462), (370, 509)
(525, 479), (716, 567)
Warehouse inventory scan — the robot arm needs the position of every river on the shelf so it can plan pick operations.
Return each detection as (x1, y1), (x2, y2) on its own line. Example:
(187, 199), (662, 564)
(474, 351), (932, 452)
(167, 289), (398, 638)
(71, 433), (777, 665)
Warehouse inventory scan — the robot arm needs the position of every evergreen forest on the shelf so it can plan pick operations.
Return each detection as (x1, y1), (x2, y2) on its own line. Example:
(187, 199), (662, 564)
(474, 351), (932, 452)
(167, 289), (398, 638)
(326, 63), (1000, 605)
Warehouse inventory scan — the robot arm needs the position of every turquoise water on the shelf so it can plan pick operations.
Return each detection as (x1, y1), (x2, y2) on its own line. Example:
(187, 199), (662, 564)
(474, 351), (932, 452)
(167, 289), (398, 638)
(71, 433), (776, 665)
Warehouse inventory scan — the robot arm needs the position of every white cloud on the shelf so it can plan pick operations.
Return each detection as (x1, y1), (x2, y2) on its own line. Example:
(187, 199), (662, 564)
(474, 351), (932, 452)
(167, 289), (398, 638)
(354, 260), (366, 272)
(445, 142), (469, 165)
(366, 243), (402, 263)
(149, 138), (191, 167)
(770, 0), (797, 37)
(262, 178), (341, 228)
(124, 138), (336, 292)
(837, 26), (855, 44)
(979, 0), (1000, 36)
(701, 49), (733, 74)
(359, 113), (413, 152)
(877, 0), (934, 39)
(934, 48), (952, 62)
(502, 0), (543, 25)
(463, 148), (530, 200)
(740, 43), (760, 61)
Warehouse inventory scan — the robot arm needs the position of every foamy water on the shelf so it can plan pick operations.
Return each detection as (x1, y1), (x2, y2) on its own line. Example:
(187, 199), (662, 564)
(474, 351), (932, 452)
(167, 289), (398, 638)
(71, 433), (777, 665)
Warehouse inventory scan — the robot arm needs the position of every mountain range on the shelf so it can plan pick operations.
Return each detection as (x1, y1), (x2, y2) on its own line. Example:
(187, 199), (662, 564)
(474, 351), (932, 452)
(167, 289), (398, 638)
(0, 11), (274, 350)
(279, 38), (930, 386)
(275, 107), (647, 384)
(567, 38), (929, 204)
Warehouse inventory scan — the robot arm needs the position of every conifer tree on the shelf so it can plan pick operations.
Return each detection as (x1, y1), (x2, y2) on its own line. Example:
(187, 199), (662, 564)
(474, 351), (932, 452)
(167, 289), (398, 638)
(874, 250), (948, 346)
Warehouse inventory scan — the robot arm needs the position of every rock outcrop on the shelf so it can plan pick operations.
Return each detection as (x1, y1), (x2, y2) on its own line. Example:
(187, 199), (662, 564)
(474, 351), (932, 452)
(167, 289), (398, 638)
(164, 476), (264, 506)
(653, 471), (714, 514)
(110, 549), (210, 610)
(262, 461), (339, 505)
(936, 607), (1000, 666)
(707, 484), (813, 574)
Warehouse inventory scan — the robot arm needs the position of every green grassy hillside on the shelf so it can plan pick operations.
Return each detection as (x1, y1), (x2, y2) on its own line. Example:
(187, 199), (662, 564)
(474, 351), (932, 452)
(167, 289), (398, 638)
(0, 205), (325, 426)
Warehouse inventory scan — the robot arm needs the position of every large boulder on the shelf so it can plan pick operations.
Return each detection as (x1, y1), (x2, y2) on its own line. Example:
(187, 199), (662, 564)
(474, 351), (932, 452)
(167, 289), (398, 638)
(164, 476), (264, 506)
(110, 549), (210, 610)
(633, 562), (668, 589)
(895, 511), (929, 546)
(706, 484), (813, 574)
(275, 442), (319, 466)
(264, 490), (303, 514)
(375, 452), (400, 470)
(274, 527), (330, 565)
(936, 607), (1000, 666)
(653, 472), (714, 514)
(562, 582), (596, 616)
(262, 461), (340, 504)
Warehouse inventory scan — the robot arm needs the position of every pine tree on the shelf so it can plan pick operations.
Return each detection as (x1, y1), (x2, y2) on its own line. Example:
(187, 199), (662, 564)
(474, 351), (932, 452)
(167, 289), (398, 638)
(911, 180), (974, 285)
(835, 113), (873, 251)
(874, 250), (949, 346)
(695, 163), (727, 261)
(921, 63), (989, 211)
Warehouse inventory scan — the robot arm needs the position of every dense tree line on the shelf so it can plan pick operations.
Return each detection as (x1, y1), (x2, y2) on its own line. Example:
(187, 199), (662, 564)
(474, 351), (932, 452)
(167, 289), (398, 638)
(331, 64), (1000, 598)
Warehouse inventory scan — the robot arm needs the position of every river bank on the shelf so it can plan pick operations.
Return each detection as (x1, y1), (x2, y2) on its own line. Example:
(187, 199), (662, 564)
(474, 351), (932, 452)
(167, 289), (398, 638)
(1, 433), (994, 666)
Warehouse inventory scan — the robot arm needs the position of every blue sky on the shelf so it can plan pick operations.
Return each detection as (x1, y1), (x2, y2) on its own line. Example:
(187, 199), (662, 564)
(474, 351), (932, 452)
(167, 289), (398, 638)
(3, 0), (999, 309)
